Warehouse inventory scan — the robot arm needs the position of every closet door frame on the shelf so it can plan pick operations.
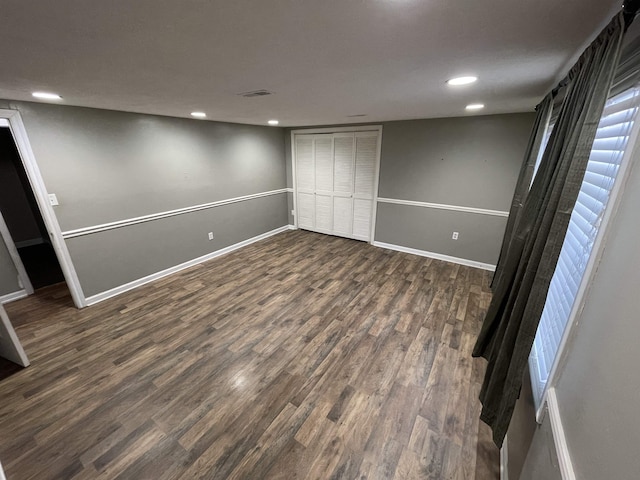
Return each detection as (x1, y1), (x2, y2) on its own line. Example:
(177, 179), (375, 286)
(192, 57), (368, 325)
(291, 125), (382, 244)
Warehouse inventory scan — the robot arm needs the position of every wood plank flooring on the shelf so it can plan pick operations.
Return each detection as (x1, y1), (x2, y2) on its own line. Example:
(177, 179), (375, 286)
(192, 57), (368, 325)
(0, 230), (498, 479)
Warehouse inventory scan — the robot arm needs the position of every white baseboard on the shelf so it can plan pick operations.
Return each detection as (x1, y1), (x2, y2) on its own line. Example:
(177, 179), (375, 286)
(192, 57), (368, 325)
(547, 388), (576, 480)
(85, 225), (291, 306)
(372, 241), (496, 271)
(287, 224), (297, 230)
(0, 290), (29, 304)
(0, 461), (6, 480)
(501, 434), (509, 480)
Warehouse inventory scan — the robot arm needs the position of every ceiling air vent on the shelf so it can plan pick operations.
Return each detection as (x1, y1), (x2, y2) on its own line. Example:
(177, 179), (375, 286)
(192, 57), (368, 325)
(238, 89), (273, 98)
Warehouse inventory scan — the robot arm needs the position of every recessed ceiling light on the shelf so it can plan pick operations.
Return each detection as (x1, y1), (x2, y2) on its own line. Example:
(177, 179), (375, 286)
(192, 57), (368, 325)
(268, 120), (279, 125)
(447, 76), (478, 86)
(32, 91), (62, 100)
(466, 103), (485, 111)
(190, 111), (206, 118)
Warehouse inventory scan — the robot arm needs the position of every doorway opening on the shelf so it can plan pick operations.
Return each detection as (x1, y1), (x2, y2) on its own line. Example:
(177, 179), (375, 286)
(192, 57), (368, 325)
(0, 127), (65, 290)
(0, 110), (85, 308)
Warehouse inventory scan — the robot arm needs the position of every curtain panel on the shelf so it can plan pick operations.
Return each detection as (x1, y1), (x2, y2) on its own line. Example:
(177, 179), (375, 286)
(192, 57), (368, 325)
(472, 9), (636, 447)
(491, 93), (554, 290)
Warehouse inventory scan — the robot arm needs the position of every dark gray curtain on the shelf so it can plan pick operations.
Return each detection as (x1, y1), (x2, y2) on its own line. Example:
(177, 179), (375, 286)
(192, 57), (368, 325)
(491, 93), (554, 290)
(472, 10), (634, 448)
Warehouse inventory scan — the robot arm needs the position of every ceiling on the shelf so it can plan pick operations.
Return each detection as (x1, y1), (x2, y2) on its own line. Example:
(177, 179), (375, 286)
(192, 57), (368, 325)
(0, 0), (623, 127)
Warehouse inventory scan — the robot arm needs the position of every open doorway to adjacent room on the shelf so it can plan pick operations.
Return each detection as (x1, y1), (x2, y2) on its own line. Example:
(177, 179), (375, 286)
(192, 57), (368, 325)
(0, 127), (65, 290)
(0, 111), (85, 309)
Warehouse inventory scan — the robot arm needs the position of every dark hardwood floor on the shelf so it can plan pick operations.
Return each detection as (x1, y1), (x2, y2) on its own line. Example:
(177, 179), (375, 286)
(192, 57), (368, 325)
(0, 230), (499, 479)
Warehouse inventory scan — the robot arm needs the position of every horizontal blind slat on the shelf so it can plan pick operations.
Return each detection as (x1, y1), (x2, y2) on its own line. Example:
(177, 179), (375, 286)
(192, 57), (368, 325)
(589, 149), (625, 163)
(597, 107), (637, 128)
(587, 159), (622, 176)
(595, 121), (634, 139)
(592, 136), (630, 151)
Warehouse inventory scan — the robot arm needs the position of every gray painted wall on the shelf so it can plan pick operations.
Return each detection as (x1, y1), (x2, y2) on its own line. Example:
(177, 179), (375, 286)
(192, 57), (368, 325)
(4, 101), (531, 298)
(506, 367), (561, 480)
(67, 194), (287, 297)
(1, 100), (288, 298)
(287, 113), (534, 265)
(506, 368), (539, 480)
(517, 116), (640, 479)
(376, 114), (533, 265)
(519, 414), (562, 480)
(0, 235), (20, 296)
(8, 101), (287, 231)
(378, 114), (534, 209)
(375, 202), (508, 265)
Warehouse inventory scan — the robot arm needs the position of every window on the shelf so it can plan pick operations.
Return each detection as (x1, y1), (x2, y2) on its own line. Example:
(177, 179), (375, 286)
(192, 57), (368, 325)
(529, 86), (640, 408)
(532, 121), (554, 184)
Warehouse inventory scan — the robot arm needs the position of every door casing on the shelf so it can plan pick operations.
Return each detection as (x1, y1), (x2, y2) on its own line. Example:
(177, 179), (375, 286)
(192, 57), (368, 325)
(0, 109), (86, 308)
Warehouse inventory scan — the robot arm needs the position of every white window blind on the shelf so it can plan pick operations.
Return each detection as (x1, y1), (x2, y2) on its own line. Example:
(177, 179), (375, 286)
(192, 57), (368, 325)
(529, 86), (640, 406)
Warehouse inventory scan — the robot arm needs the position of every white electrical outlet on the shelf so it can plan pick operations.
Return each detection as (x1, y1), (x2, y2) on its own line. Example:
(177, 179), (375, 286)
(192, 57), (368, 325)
(208, 232), (214, 240)
(48, 193), (59, 206)
(452, 231), (459, 240)
(291, 209), (295, 216)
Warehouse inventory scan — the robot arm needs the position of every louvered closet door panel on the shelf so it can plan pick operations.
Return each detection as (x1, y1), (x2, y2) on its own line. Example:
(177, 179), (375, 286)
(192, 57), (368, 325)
(313, 136), (334, 233)
(333, 134), (355, 194)
(295, 136), (314, 191)
(315, 194), (333, 233)
(333, 196), (353, 237)
(354, 133), (378, 198)
(351, 132), (378, 241)
(314, 135), (334, 192)
(332, 133), (355, 237)
(352, 198), (373, 240)
(297, 192), (315, 230)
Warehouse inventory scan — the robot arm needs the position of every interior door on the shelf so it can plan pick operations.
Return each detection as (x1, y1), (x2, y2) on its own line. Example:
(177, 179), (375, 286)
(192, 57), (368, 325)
(313, 135), (334, 234)
(295, 136), (315, 230)
(332, 133), (355, 237)
(0, 304), (29, 367)
(352, 132), (378, 241)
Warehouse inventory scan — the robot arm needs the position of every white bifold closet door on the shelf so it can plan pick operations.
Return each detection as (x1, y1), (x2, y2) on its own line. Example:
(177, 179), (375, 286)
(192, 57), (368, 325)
(332, 134), (355, 237)
(294, 130), (379, 242)
(295, 136), (315, 230)
(313, 135), (334, 234)
(352, 133), (377, 240)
